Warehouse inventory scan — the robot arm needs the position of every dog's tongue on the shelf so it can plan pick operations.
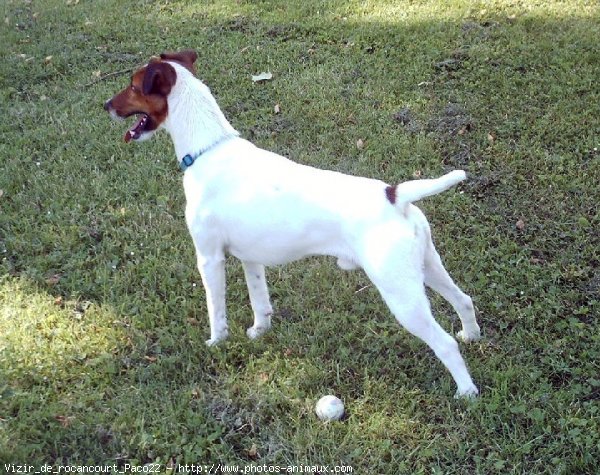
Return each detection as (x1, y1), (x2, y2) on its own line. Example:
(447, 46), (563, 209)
(124, 114), (148, 143)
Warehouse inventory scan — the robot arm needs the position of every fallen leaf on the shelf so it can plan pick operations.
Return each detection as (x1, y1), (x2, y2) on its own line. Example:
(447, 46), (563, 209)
(283, 348), (293, 357)
(274, 103), (281, 114)
(144, 355), (157, 362)
(412, 170), (422, 178)
(356, 138), (364, 149)
(247, 444), (259, 459)
(54, 296), (64, 306)
(0, 189), (4, 198)
(258, 372), (269, 383)
(251, 72), (273, 82)
(46, 274), (61, 286)
(516, 218), (525, 230)
(44, 55), (53, 64)
(55, 415), (74, 428)
(487, 132), (495, 143)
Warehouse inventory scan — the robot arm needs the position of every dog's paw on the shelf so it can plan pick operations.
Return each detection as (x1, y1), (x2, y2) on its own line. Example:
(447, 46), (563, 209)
(205, 331), (228, 347)
(246, 325), (270, 340)
(454, 385), (479, 399)
(456, 328), (481, 343)
(205, 337), (224, 347)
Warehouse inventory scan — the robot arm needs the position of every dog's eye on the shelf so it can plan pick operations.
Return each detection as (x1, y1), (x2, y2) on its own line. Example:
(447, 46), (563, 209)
(130, 85), (140, 93)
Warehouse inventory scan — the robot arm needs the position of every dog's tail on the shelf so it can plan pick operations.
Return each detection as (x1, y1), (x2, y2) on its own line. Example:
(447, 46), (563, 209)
(386, 170), (466, 214)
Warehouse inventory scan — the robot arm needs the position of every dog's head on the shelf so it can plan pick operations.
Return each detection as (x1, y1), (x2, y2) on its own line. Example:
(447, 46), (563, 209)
(104, 50), (197, 143)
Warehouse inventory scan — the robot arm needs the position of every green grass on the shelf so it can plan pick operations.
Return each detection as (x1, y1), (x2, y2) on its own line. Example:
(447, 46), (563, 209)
(1, 0), (599, 473)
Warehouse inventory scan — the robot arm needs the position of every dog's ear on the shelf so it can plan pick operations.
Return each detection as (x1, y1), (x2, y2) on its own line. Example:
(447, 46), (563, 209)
(160, 50), (198, 74)
(142, 61), (176, 96)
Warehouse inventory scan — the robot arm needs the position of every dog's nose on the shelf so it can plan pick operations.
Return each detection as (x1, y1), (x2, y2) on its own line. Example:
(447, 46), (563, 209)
(103, 99), (112, 111)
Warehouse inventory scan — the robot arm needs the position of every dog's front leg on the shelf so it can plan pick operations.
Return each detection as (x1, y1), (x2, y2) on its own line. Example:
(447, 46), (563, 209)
(197, 255), (228, 346)
(242, 261), (273, 339)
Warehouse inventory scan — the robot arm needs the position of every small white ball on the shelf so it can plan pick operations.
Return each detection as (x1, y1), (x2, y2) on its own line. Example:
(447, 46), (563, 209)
(315, 395), (344, 421)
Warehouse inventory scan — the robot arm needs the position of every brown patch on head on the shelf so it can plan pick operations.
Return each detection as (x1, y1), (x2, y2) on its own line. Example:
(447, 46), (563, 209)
(160, 50), (198, 74)
(385, 185), (397, 204)
(143, 61), (177, 96)
(104, 60), (177, 142)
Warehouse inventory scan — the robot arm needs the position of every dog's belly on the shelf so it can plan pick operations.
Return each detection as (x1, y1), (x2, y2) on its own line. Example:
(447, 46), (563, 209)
(228, 244), (322, 266)
(225, 221), (349, 266)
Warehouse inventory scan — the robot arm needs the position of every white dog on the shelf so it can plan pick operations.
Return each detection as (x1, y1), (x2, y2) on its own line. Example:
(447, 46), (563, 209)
(105, 50), (481, 396)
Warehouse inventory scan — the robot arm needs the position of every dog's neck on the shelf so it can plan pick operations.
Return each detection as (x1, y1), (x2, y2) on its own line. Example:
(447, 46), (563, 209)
(163, 63), (239, 162)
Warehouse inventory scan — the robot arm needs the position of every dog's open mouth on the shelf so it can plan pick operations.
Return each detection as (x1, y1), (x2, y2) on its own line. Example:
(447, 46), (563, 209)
(124, 113), (150, 143)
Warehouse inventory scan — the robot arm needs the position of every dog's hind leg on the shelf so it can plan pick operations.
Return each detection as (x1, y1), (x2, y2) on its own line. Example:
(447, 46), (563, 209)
(242, 261), (273, 339)
(389, 288), (477, 397)
(424, 240), (481, 343)
(370, 274), (478, 397)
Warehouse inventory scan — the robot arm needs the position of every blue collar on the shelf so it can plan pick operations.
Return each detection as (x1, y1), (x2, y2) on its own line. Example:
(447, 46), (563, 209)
(178, 135), (237, 172)
(179, 153), (199, 172)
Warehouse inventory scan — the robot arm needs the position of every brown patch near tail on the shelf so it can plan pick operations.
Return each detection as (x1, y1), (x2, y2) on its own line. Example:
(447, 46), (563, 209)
(385, 185), (397, 204)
